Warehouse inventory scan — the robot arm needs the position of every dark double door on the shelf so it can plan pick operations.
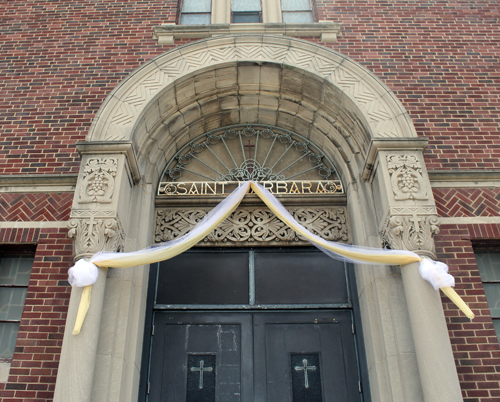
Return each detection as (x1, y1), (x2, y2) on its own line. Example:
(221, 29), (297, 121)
(143, 249), (367, 402)
(149, 310), (360, 402)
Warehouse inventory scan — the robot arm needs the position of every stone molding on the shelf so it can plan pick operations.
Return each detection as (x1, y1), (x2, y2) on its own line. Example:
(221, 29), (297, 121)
(429, 169), (500, 188)
(155, 206), (348, 246)
(386, 154), (428, 201)
(68, 211), (125, 261)
(88, 35), (418, 145)
(0, 174), (77, 193)
(153, 22), (342, 45)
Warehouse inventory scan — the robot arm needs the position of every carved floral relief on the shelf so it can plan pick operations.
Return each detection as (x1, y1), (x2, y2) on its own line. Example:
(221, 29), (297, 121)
(68, 213), (124, 260)
(79, 158), (118, 203)
(380, 213), (440, 258)
(155, 207), (348, 245)
(386, 154), (428, 201)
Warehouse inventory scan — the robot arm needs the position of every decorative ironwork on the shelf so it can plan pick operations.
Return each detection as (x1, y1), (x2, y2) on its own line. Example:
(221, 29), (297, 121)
(159, 125), (342, 190)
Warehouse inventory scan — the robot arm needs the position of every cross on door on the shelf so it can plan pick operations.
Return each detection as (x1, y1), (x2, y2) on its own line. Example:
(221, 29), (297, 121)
(190, 360), (213, 389)
(294, 358), (316, 389)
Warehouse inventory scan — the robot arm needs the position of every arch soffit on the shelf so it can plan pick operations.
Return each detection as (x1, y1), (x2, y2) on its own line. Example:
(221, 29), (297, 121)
(88, 36), (417, 181)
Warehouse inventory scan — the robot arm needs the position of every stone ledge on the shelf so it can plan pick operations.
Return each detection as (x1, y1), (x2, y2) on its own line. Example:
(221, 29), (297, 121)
(0, 174), (78, 186)
(428, 169), (500, 182)
(153, 22), (342, 45)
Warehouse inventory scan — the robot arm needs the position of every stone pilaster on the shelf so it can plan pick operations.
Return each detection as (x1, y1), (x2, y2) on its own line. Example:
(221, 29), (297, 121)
(364, 138), (463, 402)
(54, 141), (140, 402)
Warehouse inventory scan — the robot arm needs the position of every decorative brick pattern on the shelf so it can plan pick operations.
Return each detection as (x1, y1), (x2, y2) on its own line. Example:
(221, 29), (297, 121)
(0, 194), (73, 222)
(434, 188), (500, 217)
(435, 224), (500, 401)
(0, 228), (72, 402)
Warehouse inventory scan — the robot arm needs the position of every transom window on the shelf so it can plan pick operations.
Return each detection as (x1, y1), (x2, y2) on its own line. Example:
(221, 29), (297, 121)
(153, 248), (351, 309)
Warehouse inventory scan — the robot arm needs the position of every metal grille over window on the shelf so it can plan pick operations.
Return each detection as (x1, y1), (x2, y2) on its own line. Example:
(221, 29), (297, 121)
(281, 0), (314, 23)
(475, 251), (500, 344)
(158, 125), (343, 196)
(0, 254), (34, 359)
(180, 0), (211, 25)
(232, 0), (262, 23)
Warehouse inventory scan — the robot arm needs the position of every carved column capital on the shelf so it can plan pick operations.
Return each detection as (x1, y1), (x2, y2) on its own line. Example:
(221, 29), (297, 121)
(380, 211), (440, 259)
(68, 211), (125, 261)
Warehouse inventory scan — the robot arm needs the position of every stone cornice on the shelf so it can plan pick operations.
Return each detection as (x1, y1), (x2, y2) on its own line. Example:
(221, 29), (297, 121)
(153, 22), (342, 45)
(76, 141), (141, 184)
(362, 137), (429, 181)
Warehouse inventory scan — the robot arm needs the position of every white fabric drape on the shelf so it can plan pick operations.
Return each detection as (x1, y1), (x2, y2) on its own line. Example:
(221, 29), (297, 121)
(69, 181), (473, 334)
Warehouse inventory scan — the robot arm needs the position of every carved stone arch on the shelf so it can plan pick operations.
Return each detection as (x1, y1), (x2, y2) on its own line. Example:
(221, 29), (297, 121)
(56, 35), (462, 402)
(88, 36), (417, 174)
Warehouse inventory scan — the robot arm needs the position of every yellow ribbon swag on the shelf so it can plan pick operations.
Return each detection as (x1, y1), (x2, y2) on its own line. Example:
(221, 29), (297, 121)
(72, 181), (473, 335)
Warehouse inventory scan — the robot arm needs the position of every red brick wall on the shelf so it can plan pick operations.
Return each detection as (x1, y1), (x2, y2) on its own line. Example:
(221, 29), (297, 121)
(1, 0), (499, 174)
(316, 0), (500, 171)
(434, 187), (500, 400)
(0, 0), (178, 175)
(0, 227), (73, 402)
(436, 224), (500, 401)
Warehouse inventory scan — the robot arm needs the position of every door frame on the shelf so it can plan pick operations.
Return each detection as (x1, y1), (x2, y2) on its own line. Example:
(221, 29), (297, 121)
(138, 247), (371, 402)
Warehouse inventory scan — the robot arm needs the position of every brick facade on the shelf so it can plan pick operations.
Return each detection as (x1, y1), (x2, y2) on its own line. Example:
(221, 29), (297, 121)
(1, 0), (499, 401)
(0, 228), (72, 402)
(436, 224), (500, 401)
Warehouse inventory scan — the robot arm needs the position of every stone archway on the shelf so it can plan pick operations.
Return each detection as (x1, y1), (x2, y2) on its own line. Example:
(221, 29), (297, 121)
(54, 36), (462, 402)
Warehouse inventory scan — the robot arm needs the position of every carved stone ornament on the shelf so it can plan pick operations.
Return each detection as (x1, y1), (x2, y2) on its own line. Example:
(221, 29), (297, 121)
(380, 214), (440, 258)
(155, 207), (348, 246)
(79, 158), (118, 203)
(386, 154), (428, 200)
(68, 213), (125, 261)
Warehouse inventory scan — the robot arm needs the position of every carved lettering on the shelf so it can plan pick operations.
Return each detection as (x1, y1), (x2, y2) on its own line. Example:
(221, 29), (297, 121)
(157, 181), (343, 196)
